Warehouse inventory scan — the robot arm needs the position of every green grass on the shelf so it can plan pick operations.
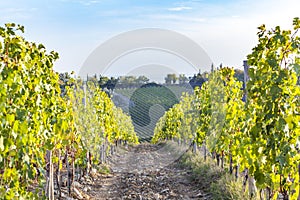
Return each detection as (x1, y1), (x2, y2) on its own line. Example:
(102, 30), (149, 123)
(179, 151), (250, 200)
(96, 164), (111, 174)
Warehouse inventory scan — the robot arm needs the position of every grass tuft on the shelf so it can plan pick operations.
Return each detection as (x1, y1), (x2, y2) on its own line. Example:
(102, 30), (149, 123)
(179, 151), (249, 200)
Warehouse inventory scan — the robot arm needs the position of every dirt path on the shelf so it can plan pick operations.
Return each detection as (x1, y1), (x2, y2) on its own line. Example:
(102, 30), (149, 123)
(85, 143), (210, 200)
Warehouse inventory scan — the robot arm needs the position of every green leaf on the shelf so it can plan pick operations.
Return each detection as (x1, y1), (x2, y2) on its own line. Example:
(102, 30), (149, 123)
(6, 114), (15, 124)
(292, 63), (300, 76)
(0, 136), (4, 151)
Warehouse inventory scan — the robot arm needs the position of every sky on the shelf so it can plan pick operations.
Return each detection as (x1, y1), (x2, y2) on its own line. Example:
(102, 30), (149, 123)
(1, 0), (299, 81)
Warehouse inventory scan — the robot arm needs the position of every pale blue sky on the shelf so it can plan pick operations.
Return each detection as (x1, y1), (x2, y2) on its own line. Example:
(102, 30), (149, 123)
(1, 0), (299, 78)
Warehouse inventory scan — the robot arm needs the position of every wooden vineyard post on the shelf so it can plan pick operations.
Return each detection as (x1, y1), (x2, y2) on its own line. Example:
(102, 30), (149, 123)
(45, 161), (49, 198)
(298, 162), (300, 200)
(76, 164), (81, 180)
(221, 151), (224, 169)
(56, 149), (61, 198)
(229, 154), (233, 174)
(203, 141), (207, 161)
(46, 150), (54, 200)
(193, 140), (197, 153)
(72, 152), (75, 184)
(86, 150), (90, 175)
(50, 151), (54, 200)
(243, 60), (249, 96)
(102, 141), (106, 164)
(124, 140), (128, 149)
(243, 60), (257, 198)
(100, 144), (104, 164)
(235, 165), (239, 180)
(110, 144), (114, 156)
(66, 150), (71, 195)
(216, 153), (220, 167)
(104, 139), (108, 163)
(100, 142), (107, 164)
(115, 140), (118, 154)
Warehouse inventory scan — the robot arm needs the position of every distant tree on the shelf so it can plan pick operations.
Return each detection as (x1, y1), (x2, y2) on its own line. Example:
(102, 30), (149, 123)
(165, 74), (172, 84)
(211, 63), (215, 72)
(59, 72), (73, 95)
(98, 75), (109, 89)
(99, 75), (149, 88)
(233, 69), (244, 89)
(202, 71), (209, 79)
(171, 74), (177, 84)
(105, 77), (118, 91)
(234, 69), (244, 83)
(59, 72), (71, 84)
(178, 74), (188, 84)
(137, 75), (149, 85)
(118, 75), (149, 87)
(86, 74), (98, 84)
(165, 74), (177, 84)
(189, 72), (207, 88)
(118, 76), (136, 87)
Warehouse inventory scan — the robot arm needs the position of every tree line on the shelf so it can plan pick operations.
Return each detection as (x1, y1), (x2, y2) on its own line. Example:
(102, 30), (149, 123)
(59, 68), (245, 92)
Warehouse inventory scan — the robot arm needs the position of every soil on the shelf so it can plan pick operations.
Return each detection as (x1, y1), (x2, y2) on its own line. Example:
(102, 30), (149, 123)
(81, 143), (211, 200)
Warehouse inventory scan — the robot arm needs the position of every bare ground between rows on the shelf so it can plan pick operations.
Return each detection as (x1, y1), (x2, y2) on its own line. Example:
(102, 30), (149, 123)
(86, 142), (211, 200)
